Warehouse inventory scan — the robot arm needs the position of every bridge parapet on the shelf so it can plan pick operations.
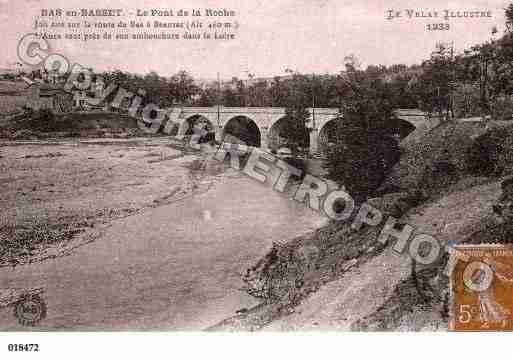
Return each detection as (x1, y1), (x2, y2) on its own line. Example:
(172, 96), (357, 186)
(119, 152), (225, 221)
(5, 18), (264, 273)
(163, 106), (423, 155)
(164, 106), (342, 153)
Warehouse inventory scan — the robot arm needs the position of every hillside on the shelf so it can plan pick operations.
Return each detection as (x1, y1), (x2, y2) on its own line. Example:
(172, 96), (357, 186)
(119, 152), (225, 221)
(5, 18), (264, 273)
(211, 118), (513, 331)
(0, 80), (160, 139)
(382, 118), (513, 193)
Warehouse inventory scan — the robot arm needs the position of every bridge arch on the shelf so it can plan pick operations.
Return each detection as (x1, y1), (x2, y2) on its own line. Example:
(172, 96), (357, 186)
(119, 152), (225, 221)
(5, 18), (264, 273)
(184, 114), (214, 134)
(182, 114), (215, 142)
(388, 117), (416, 140)
(318, 118), (342, 154)
(268, 116), (309, 151)
(222, 115), (261, 147)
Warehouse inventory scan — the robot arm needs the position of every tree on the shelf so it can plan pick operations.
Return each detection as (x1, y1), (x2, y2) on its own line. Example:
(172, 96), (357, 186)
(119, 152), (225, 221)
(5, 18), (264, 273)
(411, 43), (456, 120)
(196, 86), (217, 106)
(506, 3), (513, 32)
(457, 26), (513, 119)
(324, 59), (400, 200)
(280, 72), (311, 152)
(222, 87), (240, 107)
(170, 70), (198, 105)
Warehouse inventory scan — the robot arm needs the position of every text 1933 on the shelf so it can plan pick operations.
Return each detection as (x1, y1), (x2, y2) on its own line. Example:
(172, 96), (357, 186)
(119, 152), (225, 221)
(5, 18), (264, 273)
(427, 23), (450, 31)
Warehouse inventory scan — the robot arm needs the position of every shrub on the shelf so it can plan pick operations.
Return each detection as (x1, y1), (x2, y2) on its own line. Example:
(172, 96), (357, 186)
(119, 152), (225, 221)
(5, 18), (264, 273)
(28, 109), (57, 131)
(12, 129), (35, 140)
(282, 157), (307, 180)
(467, 128), (510, 176)
(491, 97), (513, 122)
(423, 160), (460, 189)
(167, 123), (179, 136)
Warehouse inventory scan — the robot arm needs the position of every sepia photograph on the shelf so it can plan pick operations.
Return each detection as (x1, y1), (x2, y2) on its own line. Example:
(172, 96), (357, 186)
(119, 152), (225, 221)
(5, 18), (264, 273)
(1, 0), (513, 356)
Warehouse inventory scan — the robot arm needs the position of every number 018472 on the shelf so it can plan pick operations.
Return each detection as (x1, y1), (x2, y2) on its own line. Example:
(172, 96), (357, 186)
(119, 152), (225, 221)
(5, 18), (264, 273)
(7, 344), (40, 352)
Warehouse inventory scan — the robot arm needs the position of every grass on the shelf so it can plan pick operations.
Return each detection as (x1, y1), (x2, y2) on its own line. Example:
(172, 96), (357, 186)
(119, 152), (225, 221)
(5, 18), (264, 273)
(382, 120), (509, 194)
(0, 219), (85, 268)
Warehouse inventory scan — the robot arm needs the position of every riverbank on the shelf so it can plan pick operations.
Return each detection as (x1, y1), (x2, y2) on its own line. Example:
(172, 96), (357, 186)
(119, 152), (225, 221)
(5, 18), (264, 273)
(1, 138), (326, 329)
(0, 138), (193, 267)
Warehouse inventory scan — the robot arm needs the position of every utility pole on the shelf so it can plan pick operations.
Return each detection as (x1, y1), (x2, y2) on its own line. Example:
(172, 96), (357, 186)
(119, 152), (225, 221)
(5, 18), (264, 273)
(311, 73), (316, 131)
(450, 41), (455, 120)
(217, 72), (221, 127)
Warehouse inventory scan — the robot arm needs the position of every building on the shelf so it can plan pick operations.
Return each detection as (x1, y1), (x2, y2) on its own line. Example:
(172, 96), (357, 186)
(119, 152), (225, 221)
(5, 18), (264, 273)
(26, 82), (74, 114)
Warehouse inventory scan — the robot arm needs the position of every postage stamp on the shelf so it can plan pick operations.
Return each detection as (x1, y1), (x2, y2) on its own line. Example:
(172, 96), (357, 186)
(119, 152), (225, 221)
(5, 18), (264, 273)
(450, 244), (513, 331)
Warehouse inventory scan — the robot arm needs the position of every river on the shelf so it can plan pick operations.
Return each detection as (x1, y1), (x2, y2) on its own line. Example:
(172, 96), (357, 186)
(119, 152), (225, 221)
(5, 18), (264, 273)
(1, 165), (326, 330)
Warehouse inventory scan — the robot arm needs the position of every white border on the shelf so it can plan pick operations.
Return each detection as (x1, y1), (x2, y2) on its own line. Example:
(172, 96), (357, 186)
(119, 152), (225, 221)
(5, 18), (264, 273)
(1, 332), (512, 359)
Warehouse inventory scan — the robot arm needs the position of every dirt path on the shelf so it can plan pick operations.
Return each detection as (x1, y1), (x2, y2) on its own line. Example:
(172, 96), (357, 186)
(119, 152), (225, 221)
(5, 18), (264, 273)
(262, 180), (501, 331)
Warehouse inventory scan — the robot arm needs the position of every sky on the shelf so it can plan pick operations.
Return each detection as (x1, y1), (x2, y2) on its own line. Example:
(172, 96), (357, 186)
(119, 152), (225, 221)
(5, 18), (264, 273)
(0, 0), (508, 79)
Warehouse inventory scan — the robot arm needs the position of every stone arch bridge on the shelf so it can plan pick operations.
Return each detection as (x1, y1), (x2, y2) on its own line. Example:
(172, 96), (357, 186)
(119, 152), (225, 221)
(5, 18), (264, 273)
(160, 107), (423, 154)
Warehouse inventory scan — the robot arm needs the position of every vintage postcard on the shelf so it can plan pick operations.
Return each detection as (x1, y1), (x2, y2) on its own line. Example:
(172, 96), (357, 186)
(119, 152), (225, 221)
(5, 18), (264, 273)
(1, 0), (513, 355)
